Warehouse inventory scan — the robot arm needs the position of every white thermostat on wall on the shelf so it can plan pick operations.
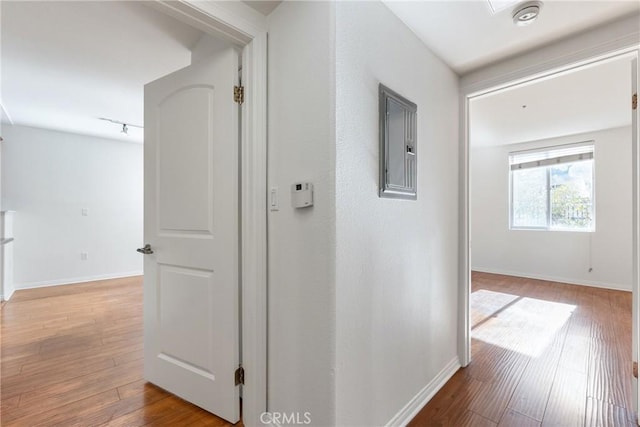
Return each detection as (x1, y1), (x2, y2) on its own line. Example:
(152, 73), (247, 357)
(291, 182), (314, 208)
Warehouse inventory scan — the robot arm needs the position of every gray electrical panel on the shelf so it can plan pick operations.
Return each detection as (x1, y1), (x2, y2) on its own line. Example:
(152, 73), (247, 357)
(379, 84), (417, 200)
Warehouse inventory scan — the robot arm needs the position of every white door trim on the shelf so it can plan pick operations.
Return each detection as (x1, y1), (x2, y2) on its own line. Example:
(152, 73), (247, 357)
(632, 55), (640, 423)
(459, 43), (640, 370)
(150, 2), (268, 426)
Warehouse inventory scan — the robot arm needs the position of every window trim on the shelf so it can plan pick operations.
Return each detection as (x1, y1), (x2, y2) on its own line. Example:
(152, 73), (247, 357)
(508, 141), (596, 232)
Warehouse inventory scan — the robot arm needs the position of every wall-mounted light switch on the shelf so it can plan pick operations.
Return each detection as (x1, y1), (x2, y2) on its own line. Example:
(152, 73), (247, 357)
(81, 252), (88, 261)
(81, 208), (89, 216)
(270, 187), (279, 211)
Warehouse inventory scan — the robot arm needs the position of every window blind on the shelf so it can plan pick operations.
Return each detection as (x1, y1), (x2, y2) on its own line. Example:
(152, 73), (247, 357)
(509, 142), (594, 171)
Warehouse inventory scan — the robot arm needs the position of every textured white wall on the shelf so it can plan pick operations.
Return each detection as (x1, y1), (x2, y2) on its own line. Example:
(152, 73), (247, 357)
(471, 126), (633, 290)
(335, 2), (460, 425)
(267, 2), (336, 425)
(2, 125), (143, 288)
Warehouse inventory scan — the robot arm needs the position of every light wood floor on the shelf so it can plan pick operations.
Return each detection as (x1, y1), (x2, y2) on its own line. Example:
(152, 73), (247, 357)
(0, 276), (238, 426)
(410, 272), (635, 427)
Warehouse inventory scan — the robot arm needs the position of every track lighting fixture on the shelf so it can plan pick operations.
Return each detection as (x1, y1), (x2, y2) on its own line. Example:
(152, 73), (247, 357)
(98, 117), (142, 136)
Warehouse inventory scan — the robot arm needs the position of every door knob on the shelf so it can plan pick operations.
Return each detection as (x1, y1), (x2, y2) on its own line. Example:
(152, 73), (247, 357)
(137, 244), (154, 254)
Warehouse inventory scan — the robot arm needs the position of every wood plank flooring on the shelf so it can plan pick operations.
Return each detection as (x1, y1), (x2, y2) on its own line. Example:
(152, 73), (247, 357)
(1, 276), (239, 426)
(4, 273), (634, 426)
(410, 272), (635, 427)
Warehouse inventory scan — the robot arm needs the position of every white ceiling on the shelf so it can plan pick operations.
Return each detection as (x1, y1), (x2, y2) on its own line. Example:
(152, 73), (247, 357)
(1, 1), (205, 143)
(470, 55), (632, 147)
(2, 1), (637, 146)
(383, 0), (640, 74)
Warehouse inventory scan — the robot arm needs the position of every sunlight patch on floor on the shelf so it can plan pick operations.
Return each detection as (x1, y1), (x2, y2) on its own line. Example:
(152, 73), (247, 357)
(471, 289), (576, 357)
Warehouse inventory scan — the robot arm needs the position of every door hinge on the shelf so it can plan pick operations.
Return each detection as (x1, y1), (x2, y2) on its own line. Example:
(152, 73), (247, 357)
(234, 85), (244, 105)
(235, 365), (244, 386)
(633, 93), (637, 110)
(634, 361), (638, 379)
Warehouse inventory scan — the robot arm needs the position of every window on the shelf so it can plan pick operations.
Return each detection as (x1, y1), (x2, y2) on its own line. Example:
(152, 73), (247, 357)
(509, 143), (594, 231)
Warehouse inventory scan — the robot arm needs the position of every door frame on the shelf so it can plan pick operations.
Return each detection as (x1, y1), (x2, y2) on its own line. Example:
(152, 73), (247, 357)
(149, 2), (268, 425)
(459, 42), (640, 408)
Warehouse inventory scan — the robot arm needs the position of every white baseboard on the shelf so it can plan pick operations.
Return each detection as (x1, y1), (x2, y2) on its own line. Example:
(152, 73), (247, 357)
(472, 267), (631, 292)
(15, 271), (143, 290)
(386, 356), (461, 427)
(1, 287), (15, 302)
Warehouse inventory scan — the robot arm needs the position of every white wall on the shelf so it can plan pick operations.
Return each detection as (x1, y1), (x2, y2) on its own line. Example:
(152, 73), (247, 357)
(471, 126), (633, 290)
(335, 2), (460, 425)
(2, 124), (143, 288)
(267, 2), (336, 425)
(190, 34), (233, 64)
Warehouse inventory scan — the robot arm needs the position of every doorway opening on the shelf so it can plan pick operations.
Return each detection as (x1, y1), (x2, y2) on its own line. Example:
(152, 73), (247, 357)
(463, 50), (639, 424)
(0, 2), (267, 425)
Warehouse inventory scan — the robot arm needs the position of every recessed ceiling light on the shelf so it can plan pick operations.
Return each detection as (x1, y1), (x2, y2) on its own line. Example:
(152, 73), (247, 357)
(513, 1), (543, 26)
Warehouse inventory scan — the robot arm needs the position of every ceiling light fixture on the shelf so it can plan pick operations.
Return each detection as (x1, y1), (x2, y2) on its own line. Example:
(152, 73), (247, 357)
(512, 1), (543, 26)
(98, 117), (143, 136)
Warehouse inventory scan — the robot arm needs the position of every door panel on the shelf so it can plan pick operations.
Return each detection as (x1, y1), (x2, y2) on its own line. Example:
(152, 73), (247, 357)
(158, 86), (215, 233)
(158, 265), (215, 372)
(143, 47), (240, 424)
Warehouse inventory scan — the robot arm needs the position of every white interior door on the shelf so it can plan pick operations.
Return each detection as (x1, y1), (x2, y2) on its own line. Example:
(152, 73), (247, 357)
(142, 47), (240, 424)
